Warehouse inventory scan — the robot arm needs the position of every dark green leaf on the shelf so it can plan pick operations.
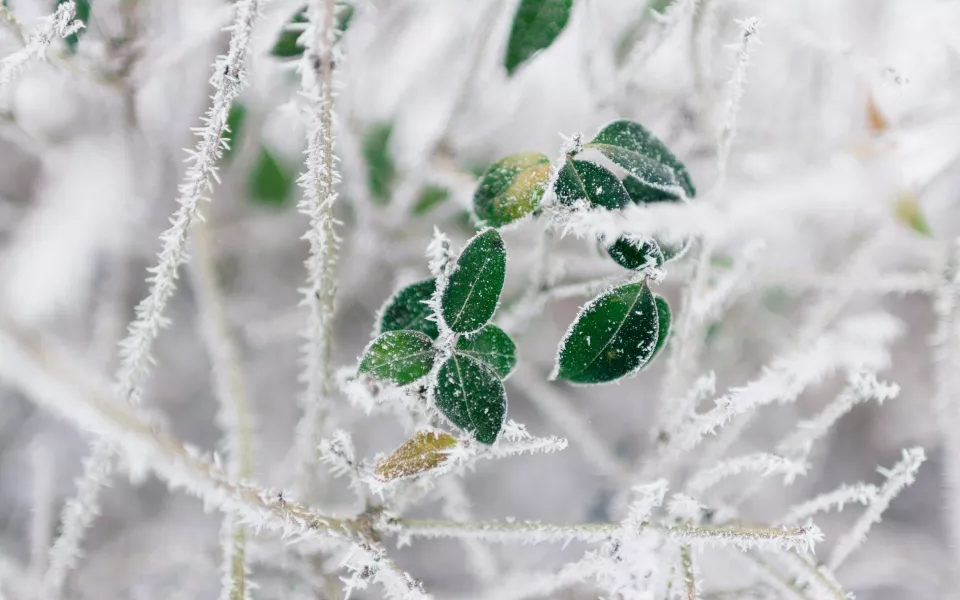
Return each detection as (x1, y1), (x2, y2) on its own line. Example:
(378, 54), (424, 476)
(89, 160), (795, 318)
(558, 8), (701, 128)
(223, 103), (247, 162)
(248, 146), (294, 207)
(271, 7), (307, 58)
(271, 3), (354, 59)
(379, 279), (439, 340)
(359, 331), (436, 385)
(586, 120), (696, 197)
(651, 295), (671, 360)
(621, 174), (680, 204)
(607, 236), (663, 271)
(555, 281), (660, 384)
(434, 353), (507, 444)
(441, 229), (507, 334)
(555, 158), (631, 210)
(413, 185), (450, 216)
(455, 325), (516, 379)
(363, 122), (396, 205)
(473, 152), (551, 227)
(504, 0), (574, 76)
(58, 0), (89, 53)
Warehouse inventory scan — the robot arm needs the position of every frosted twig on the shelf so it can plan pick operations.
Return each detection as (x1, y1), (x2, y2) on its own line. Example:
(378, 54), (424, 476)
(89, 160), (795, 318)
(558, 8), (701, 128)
(686, 452), (807, 496)
(43, 441), (112, 598)
(437, 478), (500, 582)
(511, 364), (631, 483)
(294, 0), (344, 491)
(774, 550), (848, 600)
(777, 371), (899, 460)
(681, 545), (701, 600)
(828, 447), (926, 571)
(0, 1), (82, 94)
(116, 0), (265, 406)
(190, 219), (254, 600)
(28, 442), (54, 580)
(779, 483), (878, 525)
(715, 17), (762, 188)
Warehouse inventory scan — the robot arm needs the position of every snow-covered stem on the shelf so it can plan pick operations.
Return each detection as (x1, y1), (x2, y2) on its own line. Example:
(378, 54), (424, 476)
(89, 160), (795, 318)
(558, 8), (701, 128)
(715, 17), (762, 188)
(778, 483), (878, 525)
(828, 447), (926, 571)
(189, 219), (254, 600)
(42, 441), (112, 599)
(686, 452), (807, 496)
(777, 371), (899, 460)
(0, 2), (82, 94)
(389, 517), (818, 552)
(774, 550), (848, 600)
(648, 313), (901, 476)
(294, 0), (343, 490)
(115, 0), (265, 406)
(28, 443), (54, 580)
(681, 545), (701, 600)
(511, 364), (631, 483)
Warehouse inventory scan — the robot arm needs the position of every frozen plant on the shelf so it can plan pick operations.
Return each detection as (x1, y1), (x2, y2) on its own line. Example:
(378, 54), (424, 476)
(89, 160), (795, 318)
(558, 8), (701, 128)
(0, 0), (956, 599)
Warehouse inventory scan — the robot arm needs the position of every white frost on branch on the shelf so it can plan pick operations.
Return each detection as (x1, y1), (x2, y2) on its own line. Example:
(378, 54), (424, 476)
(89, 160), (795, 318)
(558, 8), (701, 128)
(686, 452), (808, 496)
(779, 483), (879, 525)
(116, 0), (266, 406)
(294, 0), (345, 490)
(777, 370), (899, 460)
(828, 447), (926, 570)
(715, 17), (763, 186)
(0, 1), (83, 94)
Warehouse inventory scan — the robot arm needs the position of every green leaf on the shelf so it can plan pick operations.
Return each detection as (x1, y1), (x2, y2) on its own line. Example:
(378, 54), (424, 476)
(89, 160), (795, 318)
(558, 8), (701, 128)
(248, 146), (294, 207)
(650, 295), (671, 360)
(272, 3), (354, 58)
(379, 279), (439, 340)
(441, 229), (507, 334)
(434, 354), (507, 444)
(554, 280), (660, 384)
(455, 325), (517, 379)
(555, 158), (631, 210)
(359, 330), (436, 385)
(504, 0), (574, 76)
(473, 152), (551, 227)
(607, 236), (663, 271)
(413, 185), (450, 216)
(58, 0), (89, 53)
(621, 173), (680, 204)
(223, 103), (247, 162)
(364, 122), (396, 205)
(586, 120), (696, 197)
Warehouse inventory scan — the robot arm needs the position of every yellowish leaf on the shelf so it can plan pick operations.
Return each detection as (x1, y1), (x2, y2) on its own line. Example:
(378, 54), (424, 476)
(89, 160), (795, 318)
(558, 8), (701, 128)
(375, 431), (457, 481)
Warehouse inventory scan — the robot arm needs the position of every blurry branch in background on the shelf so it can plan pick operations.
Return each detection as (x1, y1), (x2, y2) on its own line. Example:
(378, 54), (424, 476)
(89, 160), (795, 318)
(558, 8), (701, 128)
(40, 1), (267, 597)
(0, 2), (82, 93)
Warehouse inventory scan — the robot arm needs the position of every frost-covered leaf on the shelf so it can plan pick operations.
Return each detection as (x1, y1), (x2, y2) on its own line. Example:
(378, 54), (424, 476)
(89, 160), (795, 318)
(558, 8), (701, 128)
(555, 280), (660, 384)
(473, 152), (551, 227)
(607, 235), (663, 271)
(554, 159), (631, 210)
(621, 173), (680, 204)
(374, 431), (457, 481)
(455, 325), (517, 379)
(363, 122), (396, 205)
(441, 229), (507, 333)
(586, 120), (696, 197)
(271, 3), (354, 58)
(248, 145), (294, 207)
(223, 102), (247, 162)
(651, 295), (671, 360)
(359, 331), (436, 385)
(58, 0), (89, 53)
(434, 354), (507, 444)
(379, 279), (439, 339)
(413, 185), (450, 216)
(504, 0), (574, 75)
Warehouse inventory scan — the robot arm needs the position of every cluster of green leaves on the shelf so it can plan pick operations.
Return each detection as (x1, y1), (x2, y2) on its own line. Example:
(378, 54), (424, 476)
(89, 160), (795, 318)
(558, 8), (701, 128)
(56, 0), (90, 53)
(358, 229), (516, 444)
(472, 119), (694, 383)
